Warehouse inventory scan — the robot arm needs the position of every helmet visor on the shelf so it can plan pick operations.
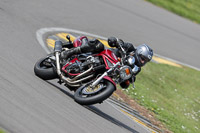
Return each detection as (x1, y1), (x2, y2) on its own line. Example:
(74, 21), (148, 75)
(139, 55), (150, 65)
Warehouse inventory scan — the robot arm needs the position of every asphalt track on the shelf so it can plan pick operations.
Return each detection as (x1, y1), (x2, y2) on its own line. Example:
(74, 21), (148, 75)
(0, 0), (200, 133)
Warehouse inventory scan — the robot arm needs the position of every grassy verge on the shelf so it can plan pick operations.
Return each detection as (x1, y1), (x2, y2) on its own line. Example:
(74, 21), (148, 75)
(146, 0), (200, 24)
(123, 62), (200, 133)
(0, 129), (5, 133)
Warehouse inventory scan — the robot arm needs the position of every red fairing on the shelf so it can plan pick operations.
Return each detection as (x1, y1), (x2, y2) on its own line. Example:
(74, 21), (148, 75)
(96, 49), (119, 69)
(73, 36), (88, 47)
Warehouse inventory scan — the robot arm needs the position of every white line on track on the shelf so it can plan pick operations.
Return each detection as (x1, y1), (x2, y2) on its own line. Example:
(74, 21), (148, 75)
(36, 27), (107, 54)
(36, 27), (200, 71)
(154, 53), (200, 71)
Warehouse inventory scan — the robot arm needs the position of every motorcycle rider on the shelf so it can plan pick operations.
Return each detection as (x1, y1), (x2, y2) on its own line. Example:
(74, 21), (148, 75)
(107, 37), (153, 68)
(60, 37), (153, 88)
(107, 37), (153, 88)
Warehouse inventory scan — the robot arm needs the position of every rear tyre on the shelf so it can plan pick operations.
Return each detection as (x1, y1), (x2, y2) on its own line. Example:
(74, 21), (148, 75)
(34, 57), (58, 80)
(74, 79), (115, 105)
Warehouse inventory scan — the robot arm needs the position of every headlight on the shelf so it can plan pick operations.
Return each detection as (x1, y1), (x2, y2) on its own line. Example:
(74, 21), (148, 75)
(119, 66), (132, 81)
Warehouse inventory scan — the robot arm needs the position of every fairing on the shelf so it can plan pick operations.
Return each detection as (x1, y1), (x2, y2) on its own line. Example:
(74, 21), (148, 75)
(95, 49), (118, 69)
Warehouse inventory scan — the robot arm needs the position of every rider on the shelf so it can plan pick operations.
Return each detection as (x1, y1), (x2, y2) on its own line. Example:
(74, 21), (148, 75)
(60, 37), (153, 88)
(107, 37), (153, 88)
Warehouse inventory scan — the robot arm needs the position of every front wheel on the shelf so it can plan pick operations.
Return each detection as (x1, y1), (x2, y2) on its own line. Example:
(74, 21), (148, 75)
(74, 79), (116, 105)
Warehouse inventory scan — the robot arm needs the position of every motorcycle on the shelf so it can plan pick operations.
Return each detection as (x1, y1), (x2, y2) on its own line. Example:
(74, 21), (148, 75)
(34, 35), (138, 105)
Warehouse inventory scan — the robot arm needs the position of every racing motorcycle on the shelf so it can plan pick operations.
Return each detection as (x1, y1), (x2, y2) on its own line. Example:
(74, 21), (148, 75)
(34, 35), (138, 105)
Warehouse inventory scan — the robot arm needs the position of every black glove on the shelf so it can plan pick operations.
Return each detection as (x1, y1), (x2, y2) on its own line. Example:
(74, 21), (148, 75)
(117, 39), (124, 46)
(121, 42), (136, 53)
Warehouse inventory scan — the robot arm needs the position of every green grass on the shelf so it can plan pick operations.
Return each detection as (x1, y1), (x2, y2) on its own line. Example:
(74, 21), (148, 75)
(0, 129), (5, 133)
(146, 0), (200, 24)
(123, 62), (200, 133)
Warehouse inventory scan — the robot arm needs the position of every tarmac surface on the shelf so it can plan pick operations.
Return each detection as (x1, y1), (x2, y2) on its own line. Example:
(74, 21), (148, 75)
(0, 0), (200, 133)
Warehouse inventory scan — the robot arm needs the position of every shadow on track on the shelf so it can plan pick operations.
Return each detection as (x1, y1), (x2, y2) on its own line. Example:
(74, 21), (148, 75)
(46, 81), (138, 133)
(84, 105), (139, 133)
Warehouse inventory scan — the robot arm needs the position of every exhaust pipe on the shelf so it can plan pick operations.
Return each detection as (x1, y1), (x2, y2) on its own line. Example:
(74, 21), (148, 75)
(55, 51), (93, 87)
(54, 41), (94, 87)
(71, 65), (93, 81)
(55, 52), (62, 76)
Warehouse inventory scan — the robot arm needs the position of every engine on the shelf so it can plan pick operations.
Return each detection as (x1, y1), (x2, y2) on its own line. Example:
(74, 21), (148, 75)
(62, 55), (103, 78)
(66, 60), (82, 74)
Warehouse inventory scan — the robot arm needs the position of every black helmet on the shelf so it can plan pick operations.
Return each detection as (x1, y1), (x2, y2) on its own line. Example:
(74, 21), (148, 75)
(135, 44), (153, 67)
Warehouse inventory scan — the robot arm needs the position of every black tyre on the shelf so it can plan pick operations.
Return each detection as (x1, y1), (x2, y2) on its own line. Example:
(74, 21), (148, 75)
(34, 57), (58, 80)
(74, 79), (116, 105)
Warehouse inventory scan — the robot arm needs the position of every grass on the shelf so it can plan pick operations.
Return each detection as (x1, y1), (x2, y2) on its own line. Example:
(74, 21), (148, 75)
(123, 62), (200, 133)
(146, 0), (200, 24)
(0, 129), (5, 133)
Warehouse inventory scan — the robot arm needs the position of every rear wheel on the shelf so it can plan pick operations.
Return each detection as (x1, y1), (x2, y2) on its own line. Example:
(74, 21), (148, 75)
(74, 79), (115, 105)
(34, 57), (58, 80)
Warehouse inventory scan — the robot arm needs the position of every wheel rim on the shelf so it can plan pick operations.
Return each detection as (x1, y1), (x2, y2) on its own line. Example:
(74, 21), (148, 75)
(81, 83), (105, 95)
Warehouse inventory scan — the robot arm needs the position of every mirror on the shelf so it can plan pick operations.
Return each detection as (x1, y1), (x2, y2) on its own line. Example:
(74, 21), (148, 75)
(132, 65), (139, 74)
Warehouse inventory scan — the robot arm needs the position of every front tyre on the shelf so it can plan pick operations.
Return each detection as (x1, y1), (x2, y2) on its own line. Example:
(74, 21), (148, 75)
(74, 79), (116, 105)
(34, 57), (58, 80)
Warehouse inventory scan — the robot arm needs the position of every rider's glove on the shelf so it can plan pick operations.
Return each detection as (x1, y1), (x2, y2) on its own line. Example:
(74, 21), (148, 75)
(117, 39), (124, 46)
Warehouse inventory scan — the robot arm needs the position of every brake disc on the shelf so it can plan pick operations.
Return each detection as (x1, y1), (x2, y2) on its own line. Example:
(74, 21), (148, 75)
(82, 84), (104, 95)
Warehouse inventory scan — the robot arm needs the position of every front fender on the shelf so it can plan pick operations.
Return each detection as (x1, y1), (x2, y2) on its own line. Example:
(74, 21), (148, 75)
(103, 76), (116, 89)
